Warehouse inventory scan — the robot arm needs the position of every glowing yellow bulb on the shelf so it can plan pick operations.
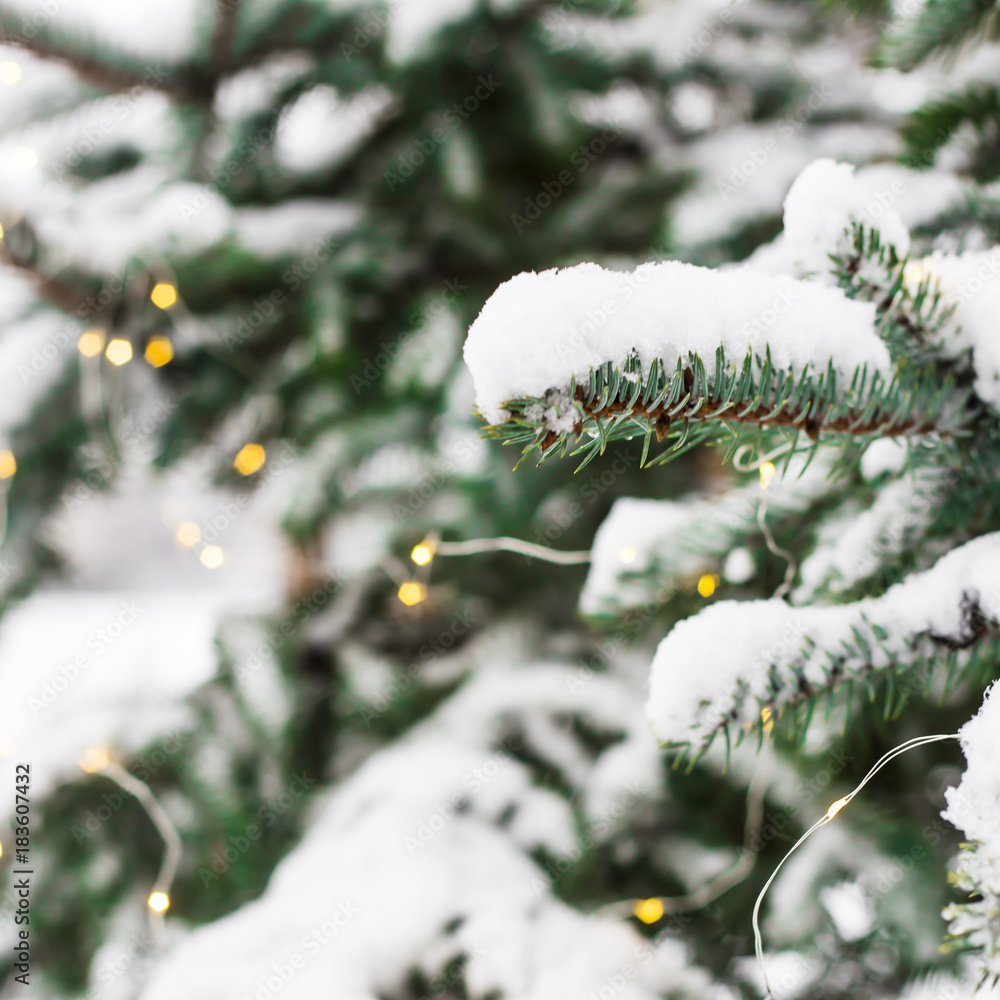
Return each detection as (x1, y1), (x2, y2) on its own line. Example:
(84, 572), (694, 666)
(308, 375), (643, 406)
(632, 898), (664, 924)
(144, 336), (174, 368)
(77, 328), (106, 358)
(0, 223), (4, 240)
(398, 581), (427, 606)
(175, 522), (201, 548)
(199, 545), (224, 569)
(14, 146), (36, 169)
(0, 450), (16, 480)
(826, 796), (849, 820)
(761, 706), (773, 735)
(618, 546), (637, 564)
(759, 462), (776, 490)
(150, 283), (177, 310)
(0, 62), (22, 85)
(105, 339), (133, 366)
(411, 543), (434, 566)
(233, 443), (266, 476)
(0, 840), (3, 858)
(696, 574), (718, 598)
(147, 891), (170, 912)
(903, 263), (924, 285)
(79, 747), (109, 773)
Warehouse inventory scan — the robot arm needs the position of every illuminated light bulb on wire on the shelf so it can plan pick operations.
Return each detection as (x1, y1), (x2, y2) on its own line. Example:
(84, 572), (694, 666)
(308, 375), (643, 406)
(175, 522), (201, 548)
(105, 339), (133, 366)
(618, 546), (637, 564)
(761, 706), (773, 736)
(234, 443), (265, 476)
(398, 581), (427, 607)
(199, 545), (224, 569)
(77, 328), (106, 358)
(0, 450), (16, 480)
(696, 574), (718, 598)
(826, 796), (849, 820)
(759, 462), (776, 491)
(410, 542), (434, 566)
(79, 747), (110, 773)
(147, 891), (170, 913)
(632, 898), (664, 924)
(0, 61), (21, 85)
(144, 336), (174, 367)
(150, 283), (177, 309)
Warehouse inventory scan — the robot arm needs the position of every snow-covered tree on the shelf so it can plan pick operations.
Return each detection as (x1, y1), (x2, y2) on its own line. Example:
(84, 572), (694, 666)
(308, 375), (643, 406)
(2, 0), (1000, 999)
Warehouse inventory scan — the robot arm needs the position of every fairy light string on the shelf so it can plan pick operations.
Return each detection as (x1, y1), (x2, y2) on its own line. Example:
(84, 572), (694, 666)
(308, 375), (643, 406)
(79, 748), (182, 933)
(751, 732), (960, 1000)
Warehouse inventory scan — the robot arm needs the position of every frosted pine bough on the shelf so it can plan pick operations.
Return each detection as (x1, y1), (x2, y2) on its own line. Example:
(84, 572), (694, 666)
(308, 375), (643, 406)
(464, 158), (1000, 977)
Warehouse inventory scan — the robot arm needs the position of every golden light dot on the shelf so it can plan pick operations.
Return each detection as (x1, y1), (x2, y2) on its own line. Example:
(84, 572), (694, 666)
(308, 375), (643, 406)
(826, 796), (849, 820)
(199, 545), (224, 569)
(150, 283), (177, 310)
(903, 263), (924, 285)
(0, 840), (3, 858)
(618, 546), (638, 564)
(696, 573), (717, 598)
(105, 338), (133, 366)
(0, 450), (15, 480)
(144, 336), (174, 368)
(14, 146), (36, 169)
(79, 747), (109, 773)
(77, 328), (106, 358)
(761, 706), (773, 735)
(147, 891), (170, 912)
(759, 462), (777, 491)
(632, 898), (664, 924)
(410, 543), (434, 566)
(0, 62), (21, 86)
(0, 223), (4, 240)
(175, 522), (201, 548)
(233, 443), (266, 476)
(398, 581), (427, 607)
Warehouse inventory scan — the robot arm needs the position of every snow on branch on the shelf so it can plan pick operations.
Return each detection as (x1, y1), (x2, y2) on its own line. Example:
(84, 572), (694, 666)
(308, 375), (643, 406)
(942, 681), (1000, 980)
(581, 454), (837, 616)
(646, 533), (1000, 752)
(462, 260), (964, 469)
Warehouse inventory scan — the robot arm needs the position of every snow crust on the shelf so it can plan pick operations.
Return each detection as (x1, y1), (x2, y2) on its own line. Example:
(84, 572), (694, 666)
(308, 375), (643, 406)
(942, 682), (1000, 979)
(647, 532), (1000, 746)
(464, 261), (888, 425)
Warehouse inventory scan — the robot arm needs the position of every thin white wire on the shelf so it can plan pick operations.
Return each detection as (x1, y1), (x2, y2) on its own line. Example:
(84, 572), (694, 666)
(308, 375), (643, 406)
(101, 761), (183, 933)
(434, 537), (591, 565)
(732, 442), (794, 473)
(752, 732), (959, 999)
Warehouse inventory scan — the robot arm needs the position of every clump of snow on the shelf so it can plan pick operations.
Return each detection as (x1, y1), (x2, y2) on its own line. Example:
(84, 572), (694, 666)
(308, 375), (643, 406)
(464, 261), (889, 425)
(781, 159), (910, 279)
(819, 881), (875, 941)
(647, 532), (1000, 747)
(136, 659), (718, 1000)
(941, 682), (1000, 979)
(860, 438), (908, 480)
(915, 247), (1000, 411)
(723, 547), (755, 584)
(581, 456), (835, 616)
(795, 466), (948, 598)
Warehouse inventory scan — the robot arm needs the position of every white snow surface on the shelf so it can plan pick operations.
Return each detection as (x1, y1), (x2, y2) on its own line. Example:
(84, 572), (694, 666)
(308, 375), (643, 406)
(582, 455), (835, 615)
(941, 682), (1000, 979)
(464, 261), (888, 425)
(916, 247), (1000, 411)
(647, 532), (1000, 746)
(136, 661), (719, 1000)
